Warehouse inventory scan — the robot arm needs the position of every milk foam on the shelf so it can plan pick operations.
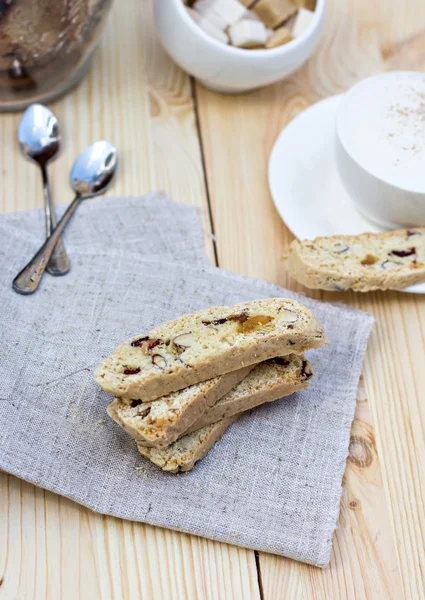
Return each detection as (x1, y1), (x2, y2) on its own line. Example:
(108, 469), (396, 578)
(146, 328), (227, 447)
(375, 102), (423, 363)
(338, 72), (425, 192)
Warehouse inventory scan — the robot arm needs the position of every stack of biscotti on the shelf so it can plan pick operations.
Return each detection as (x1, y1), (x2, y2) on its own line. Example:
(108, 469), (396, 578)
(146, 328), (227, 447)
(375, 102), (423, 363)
(95, 298), (327, 472)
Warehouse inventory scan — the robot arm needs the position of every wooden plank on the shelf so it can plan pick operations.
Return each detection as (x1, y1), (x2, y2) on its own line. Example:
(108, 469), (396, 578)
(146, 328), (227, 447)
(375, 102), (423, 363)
(351, 291), (425, 600)
(259, 377), (402, 600)
(195, 0), (424, 597)
(0, 475), (260, 600)
(0, 0), (259, 598)
(140, 0), (216, 264)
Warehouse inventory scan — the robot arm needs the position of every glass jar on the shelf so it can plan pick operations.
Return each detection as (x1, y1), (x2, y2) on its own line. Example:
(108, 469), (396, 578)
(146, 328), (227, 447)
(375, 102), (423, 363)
(0, 0), (113, 111)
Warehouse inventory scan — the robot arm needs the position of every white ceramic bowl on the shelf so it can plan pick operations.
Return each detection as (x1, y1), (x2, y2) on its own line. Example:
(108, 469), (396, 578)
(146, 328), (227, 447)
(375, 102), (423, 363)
(335, 71), (425, 229)
(153, 0), (327, 93)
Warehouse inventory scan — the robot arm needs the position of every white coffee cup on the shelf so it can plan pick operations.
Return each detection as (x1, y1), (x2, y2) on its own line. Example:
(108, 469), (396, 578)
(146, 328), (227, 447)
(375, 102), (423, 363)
(335, 71), (425, 229)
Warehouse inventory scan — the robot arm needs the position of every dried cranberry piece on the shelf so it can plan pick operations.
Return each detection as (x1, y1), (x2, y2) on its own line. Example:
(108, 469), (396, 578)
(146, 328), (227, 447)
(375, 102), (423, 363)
(123, 367), (141, 375)
(202, 317), (227, 326)
(131, 400), (143, 408)
(131, 337), (149, 347)
(274, 357), (290, 366)
(202, 312), (249, 326)
(147, 339), (162, 350)
(390, 247), (416, 258)
(229, 312), (249, 324)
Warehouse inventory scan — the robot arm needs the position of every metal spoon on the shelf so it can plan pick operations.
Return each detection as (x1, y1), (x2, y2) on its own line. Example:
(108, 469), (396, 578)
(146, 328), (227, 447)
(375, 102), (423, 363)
(13, 141), (118, 295)
(18, 104), (70, 275)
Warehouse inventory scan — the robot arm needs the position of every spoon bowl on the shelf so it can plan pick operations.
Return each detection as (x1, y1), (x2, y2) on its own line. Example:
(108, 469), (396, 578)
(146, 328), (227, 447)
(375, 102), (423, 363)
(70, 140), (118, 198)
(18, 103), (69, 275)
(13, 140), (118, 295)
(18, 104), (61, 166)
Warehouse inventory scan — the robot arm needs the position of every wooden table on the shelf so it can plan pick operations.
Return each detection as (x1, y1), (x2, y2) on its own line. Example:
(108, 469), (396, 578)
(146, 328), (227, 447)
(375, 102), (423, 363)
(1, 1), (424, 598)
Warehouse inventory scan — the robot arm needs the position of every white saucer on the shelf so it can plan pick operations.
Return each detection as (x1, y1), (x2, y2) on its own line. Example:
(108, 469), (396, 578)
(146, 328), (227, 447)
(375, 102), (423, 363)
(268, 94), (425, 294)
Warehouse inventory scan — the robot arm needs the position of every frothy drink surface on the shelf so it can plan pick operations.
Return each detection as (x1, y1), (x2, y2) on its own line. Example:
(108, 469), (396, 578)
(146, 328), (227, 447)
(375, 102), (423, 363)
(338, 72), (425, 192)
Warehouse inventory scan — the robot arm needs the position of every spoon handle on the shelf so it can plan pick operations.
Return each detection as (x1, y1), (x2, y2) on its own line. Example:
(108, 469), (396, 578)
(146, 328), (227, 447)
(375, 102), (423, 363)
(41, 165), (70, 276)
(13, 195), (82, 295)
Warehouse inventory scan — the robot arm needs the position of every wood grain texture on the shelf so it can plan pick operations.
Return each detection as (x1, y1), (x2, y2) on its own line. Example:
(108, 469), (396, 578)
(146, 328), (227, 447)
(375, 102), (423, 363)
(1, 0), (425, 597)
(196, 0), (425, 598)
(0, 0), (258, 598)
(0, 476), (260, 599)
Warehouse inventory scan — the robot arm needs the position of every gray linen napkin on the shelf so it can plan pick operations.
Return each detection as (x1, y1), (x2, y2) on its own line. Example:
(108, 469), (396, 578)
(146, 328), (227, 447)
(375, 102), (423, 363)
(0, 192), (208, 265)
(0, 194), (373, 567)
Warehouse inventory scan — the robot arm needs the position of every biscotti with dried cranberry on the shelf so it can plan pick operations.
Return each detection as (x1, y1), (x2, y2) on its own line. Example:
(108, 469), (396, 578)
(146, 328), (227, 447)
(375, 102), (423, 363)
(284, 229), (425, 292)
(185, 354), (312, 434)
(94, 298), (327, 402)
(137, 355), (312, 472)
(107, 365), (252, 448)
(108, 354), (310, 447)
(137, 416), (238, 473)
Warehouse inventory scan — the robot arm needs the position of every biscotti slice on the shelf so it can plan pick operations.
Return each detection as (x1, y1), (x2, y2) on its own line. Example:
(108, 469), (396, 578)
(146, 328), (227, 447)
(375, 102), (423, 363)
(284, 229), (425, 292)
(186, 354), (312, 433)
(95, 298), (327, 402)
(137, 416), (238, 473)
(107, 365), (252, 448)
